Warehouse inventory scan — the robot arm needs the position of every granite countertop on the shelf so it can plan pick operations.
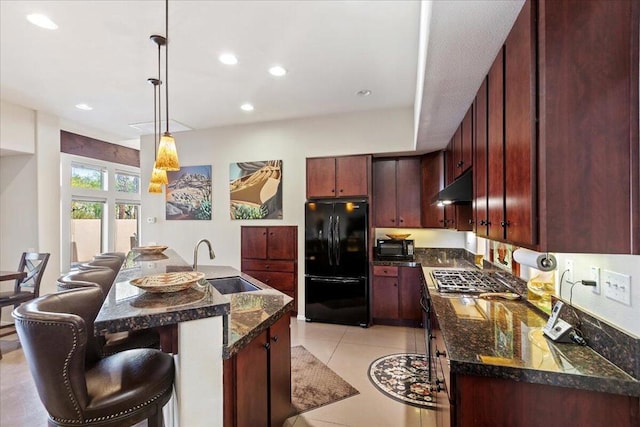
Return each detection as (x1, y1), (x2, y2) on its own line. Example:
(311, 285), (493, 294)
(422, 265), (640, 397)
(94, 249), (293, 359)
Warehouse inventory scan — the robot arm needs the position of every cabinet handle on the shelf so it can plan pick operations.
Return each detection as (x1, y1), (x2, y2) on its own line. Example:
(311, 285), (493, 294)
(272, 335), (279, 342)
(430, 334), (436, 340)
(339, 189), (344, 193)
(262, 232), (267, 236)
(391, 219), (395, 223)
(394, 282), (398, 287)
(331, 189), (335, 193)
(457, 160), (463, 168)
(436, 349), (447, 358)
(479, 219), (486, 226)
(265, 264), (270, 269)
(399, 218), (404, 223)
(468, 219), (474, 225)
(501, 220), (510, 228)
(263, 342), (271, 350)
(436, 383), (445, 393)
(435, 378), (444, 386)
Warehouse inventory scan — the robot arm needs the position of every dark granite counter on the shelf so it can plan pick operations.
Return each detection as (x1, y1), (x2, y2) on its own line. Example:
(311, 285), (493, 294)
(94, 249), (293, 359)
(422, 265), (640, 397)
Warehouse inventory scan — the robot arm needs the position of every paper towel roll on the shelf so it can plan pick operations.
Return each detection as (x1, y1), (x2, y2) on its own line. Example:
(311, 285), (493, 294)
(513, 248), (557, 271)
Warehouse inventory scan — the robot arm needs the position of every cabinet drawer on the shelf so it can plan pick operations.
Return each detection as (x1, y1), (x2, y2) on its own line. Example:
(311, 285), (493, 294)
(242, 259), (295, 272)
(373, 265), (398, 277)
(244, 271), (295, 291)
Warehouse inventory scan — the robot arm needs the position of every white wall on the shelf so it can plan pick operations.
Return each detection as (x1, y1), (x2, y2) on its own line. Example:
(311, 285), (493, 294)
(141, 107), (455, 316)
(0, 105), (61, 324)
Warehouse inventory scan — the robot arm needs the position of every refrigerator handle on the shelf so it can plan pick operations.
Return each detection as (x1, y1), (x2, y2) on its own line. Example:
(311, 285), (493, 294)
(328, 215), (334, 266)
(335, 215), (341, 266)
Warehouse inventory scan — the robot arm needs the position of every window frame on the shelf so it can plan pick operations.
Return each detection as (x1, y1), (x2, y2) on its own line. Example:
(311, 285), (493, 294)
(61, 153), (141, 269)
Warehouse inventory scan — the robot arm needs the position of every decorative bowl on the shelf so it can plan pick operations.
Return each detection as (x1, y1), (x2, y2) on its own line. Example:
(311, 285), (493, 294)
(130, 271), (205, 293)
(386, 233), (411, 240)
(132, 245), (168, 255)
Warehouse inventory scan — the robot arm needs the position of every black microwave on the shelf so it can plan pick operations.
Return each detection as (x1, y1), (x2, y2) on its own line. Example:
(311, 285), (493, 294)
(375, 239), (415, 260)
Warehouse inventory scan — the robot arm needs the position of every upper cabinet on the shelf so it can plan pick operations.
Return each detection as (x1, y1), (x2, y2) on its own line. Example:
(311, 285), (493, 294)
(421, 151), (446, 228)
(472, 0), (639, 253)
(452, 109), (473, 178)
(306, 155), (371, 199)
(373, 157), (422, 228)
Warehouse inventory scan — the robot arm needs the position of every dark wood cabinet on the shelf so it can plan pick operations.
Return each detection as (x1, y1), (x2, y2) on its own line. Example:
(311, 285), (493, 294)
(373, 157), (421, 228)
(452, 107), (473, 178)
(306, 155), (370, 199)
(473, 78), (489, 238)
(420, 150), (472, 231)
(536, 0), (639, 254)
(421, 151), (446, 228)
(372, 265), (422, 326)
(224, 315), (292, 427)
(486, 47), (506, 242)
(241, 226), (297, 312)
(472, 0), (639, 253)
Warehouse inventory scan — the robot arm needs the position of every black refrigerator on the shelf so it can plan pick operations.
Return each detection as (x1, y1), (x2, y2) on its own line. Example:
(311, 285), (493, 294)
(305, 200), (369, 327)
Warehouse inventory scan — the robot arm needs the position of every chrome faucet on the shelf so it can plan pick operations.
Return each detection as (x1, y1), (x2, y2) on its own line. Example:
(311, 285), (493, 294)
(193, 239), (215, 270)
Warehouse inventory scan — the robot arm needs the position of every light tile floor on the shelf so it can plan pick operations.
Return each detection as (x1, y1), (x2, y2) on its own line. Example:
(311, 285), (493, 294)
(286, 319), (434, 427)
(0, 319), (434, 427)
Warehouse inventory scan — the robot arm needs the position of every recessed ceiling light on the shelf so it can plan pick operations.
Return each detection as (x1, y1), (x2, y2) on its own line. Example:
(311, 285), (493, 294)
(26, 13), (58, 30)
(75, 103), (93, 111)
(356, 89), (372, 97)
(219, 53), (238, 65)
(268, 66), (287, 77)
(240, 103), (254, 112)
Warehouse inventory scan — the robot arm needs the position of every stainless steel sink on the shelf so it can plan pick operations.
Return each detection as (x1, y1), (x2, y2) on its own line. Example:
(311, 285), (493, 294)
(207, 277), (260, 294)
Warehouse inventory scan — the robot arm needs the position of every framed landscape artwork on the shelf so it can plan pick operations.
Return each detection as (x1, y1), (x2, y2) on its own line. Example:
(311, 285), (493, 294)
(165, 165), (212, 220)
(229, 160), (283, 220)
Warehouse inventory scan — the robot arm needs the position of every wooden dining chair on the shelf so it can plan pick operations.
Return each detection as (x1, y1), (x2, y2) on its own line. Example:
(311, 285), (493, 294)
(0, 252), (50, 313)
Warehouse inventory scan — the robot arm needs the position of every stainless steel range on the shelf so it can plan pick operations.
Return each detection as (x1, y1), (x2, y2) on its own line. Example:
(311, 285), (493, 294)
(431, 269), (512, 293)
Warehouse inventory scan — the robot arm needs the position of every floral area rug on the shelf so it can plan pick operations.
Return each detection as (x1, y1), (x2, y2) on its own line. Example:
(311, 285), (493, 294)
(368, 353), (436, 409)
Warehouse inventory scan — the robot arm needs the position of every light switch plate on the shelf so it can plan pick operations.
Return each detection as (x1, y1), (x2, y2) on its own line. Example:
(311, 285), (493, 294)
(603, 270), (631, 305)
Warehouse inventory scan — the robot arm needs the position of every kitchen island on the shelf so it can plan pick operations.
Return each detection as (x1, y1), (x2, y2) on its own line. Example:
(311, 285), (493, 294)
(94, 249), (293, 427)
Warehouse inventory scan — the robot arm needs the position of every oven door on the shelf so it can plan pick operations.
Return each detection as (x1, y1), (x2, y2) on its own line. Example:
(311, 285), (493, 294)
(420, 288), (432, 382)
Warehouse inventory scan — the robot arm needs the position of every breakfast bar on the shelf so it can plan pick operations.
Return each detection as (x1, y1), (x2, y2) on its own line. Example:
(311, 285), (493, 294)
(94, 249), (294, 427)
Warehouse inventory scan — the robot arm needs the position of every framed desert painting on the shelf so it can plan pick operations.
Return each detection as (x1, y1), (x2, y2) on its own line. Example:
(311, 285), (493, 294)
(229, 160), (282, 219)
(165, 165), (212, 220)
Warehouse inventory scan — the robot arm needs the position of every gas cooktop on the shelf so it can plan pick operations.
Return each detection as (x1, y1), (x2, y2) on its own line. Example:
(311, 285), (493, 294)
(431, 269), (512, 294)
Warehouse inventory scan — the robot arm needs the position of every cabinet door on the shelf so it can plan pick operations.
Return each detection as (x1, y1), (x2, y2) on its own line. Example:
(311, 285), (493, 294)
(396, 158), (422, 228)
(487, 48), (505, 241)
(244, 271), (295, 292)
(336, 155), (369, 197)
(235, 330), (269, 427)
(372, 276), (399, 319)
(444, 144), (457, 230)
(398, 266), (422, 324)
(461, 106), (473, 175)
(451, 125), (463, 178)
(474, 78), (489, 238)
(241, 227), (268, 259)
(421, 152), (446, 228)
(269, 316), (292, 427)
(266, 227), (296, 260)
(504, 0), (536, 247)
(373, 159), (398, 227)
(307, 157), (336, 198)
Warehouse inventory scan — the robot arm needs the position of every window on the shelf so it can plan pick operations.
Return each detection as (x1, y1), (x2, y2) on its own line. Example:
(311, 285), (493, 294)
(61, 155), (141, 269)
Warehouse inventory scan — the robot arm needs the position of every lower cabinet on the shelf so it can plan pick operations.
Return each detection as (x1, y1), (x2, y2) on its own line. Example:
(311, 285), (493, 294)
(429, 299), (640, 427)
(372, 265), (422, 327)
(224, 315), (292, 427)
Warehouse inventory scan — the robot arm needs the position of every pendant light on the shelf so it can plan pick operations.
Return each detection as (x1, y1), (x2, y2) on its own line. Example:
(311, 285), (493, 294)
(149, 34), (168, 191)
(155, 0), (180, 171)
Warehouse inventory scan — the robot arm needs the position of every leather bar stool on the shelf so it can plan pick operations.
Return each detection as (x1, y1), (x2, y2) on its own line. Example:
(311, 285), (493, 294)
(57, 267), (116, 297)
(12, 287), (174, 427)
(79, 257), (123, 275)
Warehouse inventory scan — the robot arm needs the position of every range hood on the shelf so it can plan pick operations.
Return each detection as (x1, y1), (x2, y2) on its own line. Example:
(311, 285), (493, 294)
(432, 168), (473, 205)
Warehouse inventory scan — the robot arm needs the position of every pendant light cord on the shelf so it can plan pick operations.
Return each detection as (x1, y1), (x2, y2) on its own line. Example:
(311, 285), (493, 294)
(165, 0), (169, 134)
(157, 39), (162, 147)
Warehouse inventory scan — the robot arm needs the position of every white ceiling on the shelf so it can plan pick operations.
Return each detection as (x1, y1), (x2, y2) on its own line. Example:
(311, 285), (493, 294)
(0, 0), (524, 153)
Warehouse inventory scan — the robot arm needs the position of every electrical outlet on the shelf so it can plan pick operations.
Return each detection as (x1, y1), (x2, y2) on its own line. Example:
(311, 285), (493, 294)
(590, 266), (601, 294)
(565, 259), (574, 284)
(603, 270), (631, 305)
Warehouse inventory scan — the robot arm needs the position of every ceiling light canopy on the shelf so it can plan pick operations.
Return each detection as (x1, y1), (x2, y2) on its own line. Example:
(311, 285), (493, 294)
(75, 103), (93, 111)
(26, 13), (58, 30)
(240, 103), (254, 112)
(219, 53), (238, 65)
(268, 65), (287, 77)
(356, 89), (372, 97)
